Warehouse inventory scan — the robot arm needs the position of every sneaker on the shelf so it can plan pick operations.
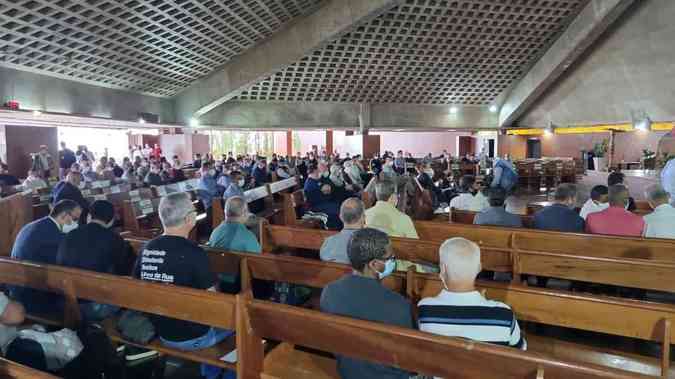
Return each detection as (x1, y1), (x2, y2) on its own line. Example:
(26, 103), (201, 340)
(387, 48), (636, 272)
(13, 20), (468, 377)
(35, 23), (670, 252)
(125, 346), (159, 361)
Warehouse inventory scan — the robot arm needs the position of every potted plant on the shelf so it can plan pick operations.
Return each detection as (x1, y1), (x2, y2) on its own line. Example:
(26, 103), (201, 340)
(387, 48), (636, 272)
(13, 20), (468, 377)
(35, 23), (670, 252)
(592, 139), (609, 171)
(642, 149), (656, 170)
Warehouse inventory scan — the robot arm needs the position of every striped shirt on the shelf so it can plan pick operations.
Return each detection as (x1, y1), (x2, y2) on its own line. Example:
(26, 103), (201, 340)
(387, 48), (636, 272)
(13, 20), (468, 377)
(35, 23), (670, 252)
(418, 290), (526, 352)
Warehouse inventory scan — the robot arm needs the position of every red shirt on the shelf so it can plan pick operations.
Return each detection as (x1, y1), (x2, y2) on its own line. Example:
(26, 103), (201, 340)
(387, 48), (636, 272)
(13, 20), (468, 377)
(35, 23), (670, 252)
(585, 206), (645, 237)
(152, 147), (162, 158)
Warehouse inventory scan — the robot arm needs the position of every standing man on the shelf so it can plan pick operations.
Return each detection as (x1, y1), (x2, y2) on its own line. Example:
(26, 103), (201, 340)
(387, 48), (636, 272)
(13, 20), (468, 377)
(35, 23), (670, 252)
(491, 157), (518, 194)
(58, 142), (76, 179)
(321, 228), (413, 379)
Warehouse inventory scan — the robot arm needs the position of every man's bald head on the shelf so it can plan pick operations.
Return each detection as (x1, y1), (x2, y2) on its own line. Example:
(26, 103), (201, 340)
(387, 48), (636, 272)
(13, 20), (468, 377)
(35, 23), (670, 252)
(340, 197), (365, 228)
(608, 184), (630, 207)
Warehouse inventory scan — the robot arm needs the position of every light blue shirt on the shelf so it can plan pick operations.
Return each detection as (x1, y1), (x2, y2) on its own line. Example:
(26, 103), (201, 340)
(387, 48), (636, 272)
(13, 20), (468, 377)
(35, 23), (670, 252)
(208, 222), (261, 254)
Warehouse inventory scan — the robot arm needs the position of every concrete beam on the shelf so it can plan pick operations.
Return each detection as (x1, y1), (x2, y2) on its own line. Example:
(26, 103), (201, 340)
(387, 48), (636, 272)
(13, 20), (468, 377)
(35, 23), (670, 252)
(173, 0), (402, 124)
(198, 101), (498, 130)
(499, 0), (636, 127)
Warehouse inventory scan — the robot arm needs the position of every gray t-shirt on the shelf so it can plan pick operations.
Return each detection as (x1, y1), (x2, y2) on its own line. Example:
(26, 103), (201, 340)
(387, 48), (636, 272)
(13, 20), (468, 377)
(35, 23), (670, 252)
(320, 275), (413, 379)
(319, 229), (358, 264)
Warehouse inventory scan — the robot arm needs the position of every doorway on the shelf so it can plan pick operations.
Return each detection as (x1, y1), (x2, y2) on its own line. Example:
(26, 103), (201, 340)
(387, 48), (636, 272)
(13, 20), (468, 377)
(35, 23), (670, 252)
(526, 138), (542, 159)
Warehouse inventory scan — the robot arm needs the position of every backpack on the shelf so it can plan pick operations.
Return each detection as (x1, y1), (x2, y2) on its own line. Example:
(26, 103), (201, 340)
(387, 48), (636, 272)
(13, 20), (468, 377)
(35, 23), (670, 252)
(62, 323), (123, 379)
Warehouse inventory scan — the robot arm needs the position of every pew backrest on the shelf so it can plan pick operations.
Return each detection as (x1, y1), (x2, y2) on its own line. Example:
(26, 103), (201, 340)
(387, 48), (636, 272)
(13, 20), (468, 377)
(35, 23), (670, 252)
(0, 357), (60, 379)
(245, 299), (652, 379)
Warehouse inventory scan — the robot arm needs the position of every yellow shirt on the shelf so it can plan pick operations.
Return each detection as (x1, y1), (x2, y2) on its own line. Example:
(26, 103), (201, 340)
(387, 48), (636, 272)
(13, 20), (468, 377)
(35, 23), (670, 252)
(365, 201), (419, 239)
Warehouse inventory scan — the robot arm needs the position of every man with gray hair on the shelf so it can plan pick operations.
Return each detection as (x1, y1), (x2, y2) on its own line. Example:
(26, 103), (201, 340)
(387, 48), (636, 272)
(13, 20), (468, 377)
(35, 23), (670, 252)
(418, 237), (525, 367)
(320, 198), (365, 264)
(586, 184), (645, 237)
(321, 228), (413, 379)
(365, 180), (418, 238)
(133, 192), (231, 379)
(643, 185), (675, 239)
(208, 196), (261, 253)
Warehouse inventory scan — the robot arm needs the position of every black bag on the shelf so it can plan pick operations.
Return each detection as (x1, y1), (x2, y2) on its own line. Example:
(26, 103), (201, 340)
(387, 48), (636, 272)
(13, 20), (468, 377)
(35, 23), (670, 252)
(62, 323), (123, 379)
(116, 310), (156, 344)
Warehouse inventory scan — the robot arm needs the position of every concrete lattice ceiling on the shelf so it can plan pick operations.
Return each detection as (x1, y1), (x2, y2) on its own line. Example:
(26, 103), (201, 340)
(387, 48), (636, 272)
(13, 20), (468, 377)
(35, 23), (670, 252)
(0, 0), (324, 97)
(237, 0), (589, 106)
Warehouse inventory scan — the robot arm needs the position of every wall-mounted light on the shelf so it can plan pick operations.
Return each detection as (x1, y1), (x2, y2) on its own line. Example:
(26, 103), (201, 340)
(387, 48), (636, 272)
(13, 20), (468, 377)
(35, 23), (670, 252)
(544, 121), (556, 136)
(489, 105), (498, 113)
(631, 109), (652, 132)
(449, 106), (459, 115)
(190, 118), (200, 128)
(138, 118), (146, 124)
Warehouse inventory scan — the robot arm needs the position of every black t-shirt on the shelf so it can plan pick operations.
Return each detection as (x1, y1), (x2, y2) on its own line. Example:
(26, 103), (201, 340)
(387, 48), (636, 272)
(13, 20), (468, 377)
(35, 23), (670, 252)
(56, 223), (130, 276)
(133, 235), (215, 342)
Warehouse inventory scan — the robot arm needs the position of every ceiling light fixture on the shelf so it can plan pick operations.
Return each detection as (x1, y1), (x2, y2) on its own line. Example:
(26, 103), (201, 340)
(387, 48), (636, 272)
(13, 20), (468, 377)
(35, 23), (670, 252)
(190, 118), (200, 128)
(489, 105), (498, 113)
(449, 106), (459, 115)
(138, 118), (146, 124)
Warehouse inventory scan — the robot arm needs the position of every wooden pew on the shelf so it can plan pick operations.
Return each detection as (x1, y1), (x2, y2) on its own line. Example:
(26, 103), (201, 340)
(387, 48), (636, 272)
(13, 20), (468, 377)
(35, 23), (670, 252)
(450, 208), (535, 228)
(124, 236), (675, 377)
(121, 197), (162, 238)
(0, 357), (60, 379)
(259, 223), (675, 293)
(413, 221), (675, 261)
(0, 258), (239, 373)
(407, 273), (675, 378)
(213, 177), (300, 228)
(244, 299), (653, 379)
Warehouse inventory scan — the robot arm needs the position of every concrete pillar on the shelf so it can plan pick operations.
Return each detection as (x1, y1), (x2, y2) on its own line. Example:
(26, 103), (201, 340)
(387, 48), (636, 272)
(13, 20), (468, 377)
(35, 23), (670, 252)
(326, 130), (334, 155)
(286, 130), (293, 157)
(608, 130), (616, 170)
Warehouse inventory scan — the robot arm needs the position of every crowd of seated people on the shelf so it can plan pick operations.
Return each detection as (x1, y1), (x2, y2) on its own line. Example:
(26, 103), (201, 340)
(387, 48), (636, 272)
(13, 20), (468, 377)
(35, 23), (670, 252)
(6, 145), (675, 378)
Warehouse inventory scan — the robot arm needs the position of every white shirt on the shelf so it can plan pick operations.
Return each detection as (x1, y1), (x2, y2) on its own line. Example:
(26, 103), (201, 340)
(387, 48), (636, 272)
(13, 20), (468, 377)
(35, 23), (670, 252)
(22, 177), (47, 191)
(644, 204), (675, 239)
(450, 193), (488, 212)
(579, 198), (609, 220)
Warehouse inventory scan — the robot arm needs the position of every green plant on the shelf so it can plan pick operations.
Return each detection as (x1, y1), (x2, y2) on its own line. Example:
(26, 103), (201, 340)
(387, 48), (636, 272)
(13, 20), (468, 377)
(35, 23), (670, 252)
(593, 139), (609, 158)
(643, 149), (656, 158)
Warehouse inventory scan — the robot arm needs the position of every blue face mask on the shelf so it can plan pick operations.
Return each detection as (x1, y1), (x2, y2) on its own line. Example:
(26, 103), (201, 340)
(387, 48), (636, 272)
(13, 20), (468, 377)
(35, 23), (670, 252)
(377, 257), (396, 280)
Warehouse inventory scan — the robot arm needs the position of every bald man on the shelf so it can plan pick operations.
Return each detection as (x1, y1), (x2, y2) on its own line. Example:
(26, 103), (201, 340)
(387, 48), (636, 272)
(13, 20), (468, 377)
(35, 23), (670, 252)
(418, 237), (525, 373)
(320, 198), (365, 264)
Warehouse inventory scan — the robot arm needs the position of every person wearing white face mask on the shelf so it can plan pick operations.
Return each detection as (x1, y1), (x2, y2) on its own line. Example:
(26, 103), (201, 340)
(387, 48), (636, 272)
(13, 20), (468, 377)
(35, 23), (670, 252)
(320, 228), (413, 379)
(222, 171), (246, 201)
(418, 237), (525, 379)
(10, 200), (82, 313)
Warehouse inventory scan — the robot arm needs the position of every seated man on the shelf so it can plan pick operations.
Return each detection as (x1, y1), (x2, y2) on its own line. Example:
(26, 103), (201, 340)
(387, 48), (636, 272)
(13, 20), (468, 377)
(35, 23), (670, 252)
(365, 180), (418, 238)
(209, 196), (261, 253)
(586, 184), (645, 237)
(56, 200), (130, 321)
(320, 198), (365, 264)
(320, 228), (413, 379)
(0, 164), (20, 186)
(418, 238), (526, 355)
(579, 185), (609, 220)
(474, 187), (522, 228)
(608, 171), (636, 211)
(11, 200), (81, 313)
(304, 164), (341, 229)
(22, 169), (47, 191)
(533, 183), (584, 233)
(643, 185), (675, 239)
(449, 175), (488, 212)
(133, 192), (231, 379)
(144, 164), (164, 186)
(52, 171), (88, 223)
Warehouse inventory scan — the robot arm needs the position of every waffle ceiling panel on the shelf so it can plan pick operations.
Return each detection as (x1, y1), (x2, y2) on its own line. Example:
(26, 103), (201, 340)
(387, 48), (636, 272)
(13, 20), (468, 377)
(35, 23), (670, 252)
(237, 0), (589, 105)
(0, 0), (324, 97)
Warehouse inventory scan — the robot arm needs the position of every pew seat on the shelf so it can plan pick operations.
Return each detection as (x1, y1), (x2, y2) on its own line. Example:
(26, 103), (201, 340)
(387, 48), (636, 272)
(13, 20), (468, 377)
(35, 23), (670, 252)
(101, 317), (237, 370)
(0, 357), (61, 379)
(262, 342), (339, 379)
